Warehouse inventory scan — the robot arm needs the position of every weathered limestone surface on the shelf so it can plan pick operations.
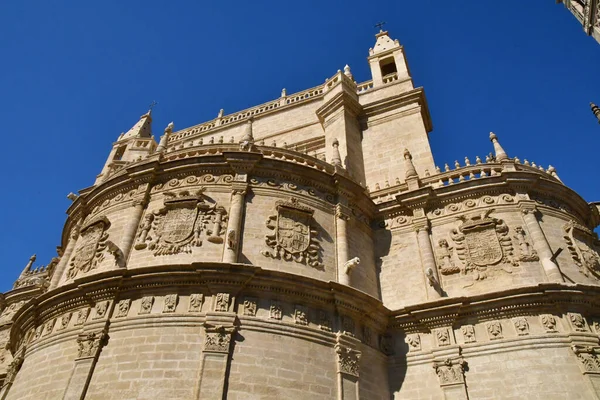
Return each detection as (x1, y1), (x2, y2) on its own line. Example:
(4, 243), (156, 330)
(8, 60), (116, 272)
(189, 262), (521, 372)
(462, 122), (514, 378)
(1, 29), (599, 400)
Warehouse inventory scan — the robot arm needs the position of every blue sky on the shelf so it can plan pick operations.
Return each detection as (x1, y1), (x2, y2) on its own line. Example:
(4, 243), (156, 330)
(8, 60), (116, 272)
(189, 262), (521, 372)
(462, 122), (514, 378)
(1, 1), (599, 292)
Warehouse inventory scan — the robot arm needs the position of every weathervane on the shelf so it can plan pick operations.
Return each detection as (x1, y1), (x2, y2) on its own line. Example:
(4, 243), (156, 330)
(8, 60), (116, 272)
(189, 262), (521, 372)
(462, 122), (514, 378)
(375, 21), (386, 31)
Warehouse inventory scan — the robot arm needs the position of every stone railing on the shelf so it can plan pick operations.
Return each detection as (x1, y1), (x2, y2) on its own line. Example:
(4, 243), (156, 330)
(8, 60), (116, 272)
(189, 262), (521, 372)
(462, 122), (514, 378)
(356, 80), (374, 93)
(382, 72), (399, 84)
(160, 143), (334, 175)
(367, 158), (564, 204)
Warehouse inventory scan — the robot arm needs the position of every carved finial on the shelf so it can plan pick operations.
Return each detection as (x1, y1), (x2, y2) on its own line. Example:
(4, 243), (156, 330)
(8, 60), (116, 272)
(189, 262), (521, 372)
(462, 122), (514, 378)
(20, 254), (36, 276)
(404, 149), (418, 179)
(464, 157), (471, 166)
(435, 165), (441, 173)
(547, 165), (562, 182)
(531, 161), (537, 168)
(523, 159), (530, 166)
(514, 157), (520, 164)
(155, 122), (174, 153)
(217, 109), (224, 118)
(475, 156), (482, 164)
(444, 163), (450, 172)
(454, 160), (460, 169)
(239, 119), (255, 151)
(591, 102), (600, 123)
(67, 192), (79, 201)
(344, 64), (353, 80)
(489, 132), (508, 161)
(331, 139), (342, 167)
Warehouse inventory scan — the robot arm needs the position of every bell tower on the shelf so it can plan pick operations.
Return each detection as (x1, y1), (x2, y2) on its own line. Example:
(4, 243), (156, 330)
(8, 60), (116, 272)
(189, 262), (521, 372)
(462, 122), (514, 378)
(368, 29), (412, 88)
(95, 110), (157, 185)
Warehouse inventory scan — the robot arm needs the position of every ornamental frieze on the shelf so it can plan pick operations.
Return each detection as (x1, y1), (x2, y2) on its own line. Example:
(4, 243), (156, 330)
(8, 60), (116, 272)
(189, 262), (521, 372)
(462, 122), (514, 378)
(428, 194), (516, 218)
(249, 176), (335, 204)
(447, 210), (520, 284)
(261, 198), (322, 269)
(564, 221), (600, 280)
(66, 216), (113, 280)
(433, 357), (466, 386)
(134, 190), (227, 256)
(150, 174), (234, 193)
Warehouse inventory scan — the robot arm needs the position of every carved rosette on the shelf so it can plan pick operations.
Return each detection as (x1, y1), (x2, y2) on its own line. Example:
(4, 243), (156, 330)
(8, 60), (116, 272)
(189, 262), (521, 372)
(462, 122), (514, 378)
(449, 210), (518, 284)
(139, 296), (154, 315)
(203, 324), (236, 353)
(261, 198), (322, 269)
(433, 357), (467, 386)
(76, 331), (109, 360)
(294, 306), (308, 326)
(335, 344), (361, 377)
(214, 293), (230, 312)
(115, 299), (131, 318)
(512, 317), (529, 336)
(405, 334), (421, 352)
(134, 190), (227, 256)
(564, 221), (600, 280)
(243, 298), (257, 316)
(75, 308), (90, 326)
(66, 217), (111, 280)
(93, 301), (109, 320)
(540, 314), (558, 333)
(486, 321), (503, 340)
(163, 294), (178, 313)
(270, 302), (282, 320)
(461, 325), (476, 343)
(568, 313), (588, 332)
(188, 294), (203, 312)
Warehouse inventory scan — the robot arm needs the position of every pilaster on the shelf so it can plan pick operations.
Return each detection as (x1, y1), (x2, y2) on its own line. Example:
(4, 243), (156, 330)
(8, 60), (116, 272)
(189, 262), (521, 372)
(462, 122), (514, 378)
(413, 217), (442, 299)
(335, 332), (361, 400)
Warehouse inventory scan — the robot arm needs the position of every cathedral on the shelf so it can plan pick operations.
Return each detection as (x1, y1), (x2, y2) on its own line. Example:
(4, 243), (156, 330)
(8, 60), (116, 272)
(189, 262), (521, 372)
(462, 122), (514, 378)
(1, 29), (600, 400)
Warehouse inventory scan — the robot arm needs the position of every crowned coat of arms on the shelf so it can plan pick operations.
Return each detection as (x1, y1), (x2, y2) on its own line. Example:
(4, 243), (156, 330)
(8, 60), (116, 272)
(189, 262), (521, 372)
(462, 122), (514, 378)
(450, 210), (517, 283)
(564, 220), (600, 279)
(135, 190), (227, 256)
(261, 198), (322, 268)
(66, 217), (111, 280)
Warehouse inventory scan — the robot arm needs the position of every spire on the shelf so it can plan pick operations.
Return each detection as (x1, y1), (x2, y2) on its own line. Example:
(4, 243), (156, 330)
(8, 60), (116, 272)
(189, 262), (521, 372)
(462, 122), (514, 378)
(369, 29), (400, 56)
(155, 122), (174, 153)
(331, 139), (342, 167)
(121, 110), (153, 140)
(20, 254), (36, 276)
(404, 149), (418, 179)
(239, 119), (255, 151)
(489, 132), (508, 161)
(591, 102), (600, 123)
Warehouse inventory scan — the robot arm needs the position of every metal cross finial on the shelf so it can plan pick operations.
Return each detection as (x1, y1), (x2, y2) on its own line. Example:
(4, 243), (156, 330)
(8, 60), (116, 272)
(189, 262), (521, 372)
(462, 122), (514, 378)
(375, 21), (386, 31)
(149, 100), (158, 111)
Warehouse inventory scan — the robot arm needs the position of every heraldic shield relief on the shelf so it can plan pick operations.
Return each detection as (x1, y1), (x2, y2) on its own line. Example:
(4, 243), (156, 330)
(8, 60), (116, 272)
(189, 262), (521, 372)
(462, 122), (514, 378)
(449, 210), (517, 283)
(261, 198), (322, 269)
(134, 190), (227, 256)
(564, 220), (600, 279)
(66, 217), (111, 280)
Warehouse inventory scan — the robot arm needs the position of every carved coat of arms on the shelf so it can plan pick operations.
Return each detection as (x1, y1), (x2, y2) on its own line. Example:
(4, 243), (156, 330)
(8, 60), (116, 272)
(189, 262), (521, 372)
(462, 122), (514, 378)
(261, 198), (322, 268)
(67, 217), (111, 280)
(135, 190), (227, 256)
(450, 210), (517, 283)
(564, 221), (600, 279)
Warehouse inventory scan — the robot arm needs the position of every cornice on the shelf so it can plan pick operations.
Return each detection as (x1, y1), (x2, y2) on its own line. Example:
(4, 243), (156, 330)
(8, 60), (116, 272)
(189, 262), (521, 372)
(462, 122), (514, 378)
(361, 87), (433, 132)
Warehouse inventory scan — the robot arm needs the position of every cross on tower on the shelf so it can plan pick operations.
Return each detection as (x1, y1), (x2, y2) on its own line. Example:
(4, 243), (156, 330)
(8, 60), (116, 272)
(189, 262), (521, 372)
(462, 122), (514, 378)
(374, 21), (386, 31)
(149, 100), (158, 111)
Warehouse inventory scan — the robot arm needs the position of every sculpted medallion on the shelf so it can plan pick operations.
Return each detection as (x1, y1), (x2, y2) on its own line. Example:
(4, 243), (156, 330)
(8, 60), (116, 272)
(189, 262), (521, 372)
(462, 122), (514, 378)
(135, 190), (227, 256)
(564, 221), (600, 279)
(449, 210), (517, 284)
(261, 198), (322, 269)
(66, 216), (111, 280)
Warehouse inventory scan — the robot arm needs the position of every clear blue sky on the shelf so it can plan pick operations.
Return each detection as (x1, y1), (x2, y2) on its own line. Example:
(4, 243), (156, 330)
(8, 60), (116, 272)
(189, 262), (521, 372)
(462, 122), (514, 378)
(1, 1), (598, 292)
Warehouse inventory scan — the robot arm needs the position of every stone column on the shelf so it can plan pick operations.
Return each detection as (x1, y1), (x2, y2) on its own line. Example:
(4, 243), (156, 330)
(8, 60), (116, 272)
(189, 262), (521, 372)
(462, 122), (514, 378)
(433, 356), (469, 400)
(414, 218), (442, 299)
(222, 183), (247, 264)
(0, 353), (24, 400)
(335, 332), (361, 400)
(48, 221), (81, 290)
(62, 330), (109, 400)
(336, 204), (352, 286)
(196, 310), (236, 400)
(521, 207), (564, 283)
(121, 197), (147, 264)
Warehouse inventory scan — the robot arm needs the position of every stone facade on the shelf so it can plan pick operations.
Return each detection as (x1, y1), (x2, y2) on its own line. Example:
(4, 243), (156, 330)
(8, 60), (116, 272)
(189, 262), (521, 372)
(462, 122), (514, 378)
(0, 29), (600, 399)
(558, 0), (600, 45)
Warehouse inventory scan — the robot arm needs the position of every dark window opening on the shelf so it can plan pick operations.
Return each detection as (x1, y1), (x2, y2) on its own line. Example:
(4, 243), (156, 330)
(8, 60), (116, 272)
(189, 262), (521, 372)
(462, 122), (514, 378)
(113, 145), (127, 161)
(380, 57), (397, 77)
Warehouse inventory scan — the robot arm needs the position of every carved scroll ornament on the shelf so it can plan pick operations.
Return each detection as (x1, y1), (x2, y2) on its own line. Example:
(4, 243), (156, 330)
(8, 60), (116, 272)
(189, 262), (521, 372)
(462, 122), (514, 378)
(564, 221), (600, 280)
(135, 190), (227, 256)
(261, 198), (322, 269)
